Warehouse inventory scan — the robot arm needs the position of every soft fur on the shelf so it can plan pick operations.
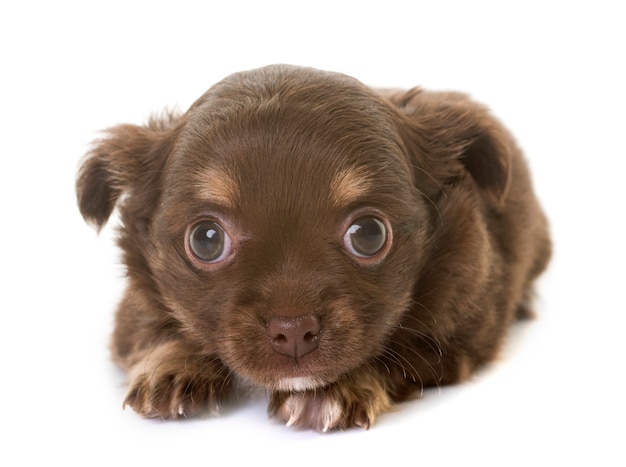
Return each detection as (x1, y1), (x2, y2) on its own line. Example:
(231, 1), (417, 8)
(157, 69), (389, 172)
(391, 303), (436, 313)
(77, 65), (551, 431)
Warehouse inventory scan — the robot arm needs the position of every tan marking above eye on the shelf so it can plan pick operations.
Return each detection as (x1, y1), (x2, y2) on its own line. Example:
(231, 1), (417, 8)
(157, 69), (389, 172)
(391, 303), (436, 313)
(193, 167), (239, 208)
(329, 167), (375, 206)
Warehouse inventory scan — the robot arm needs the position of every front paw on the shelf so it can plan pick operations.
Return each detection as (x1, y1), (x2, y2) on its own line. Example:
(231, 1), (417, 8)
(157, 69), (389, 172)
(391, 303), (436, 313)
(268, 371), (392, 432)
(122, 342), (231, 419)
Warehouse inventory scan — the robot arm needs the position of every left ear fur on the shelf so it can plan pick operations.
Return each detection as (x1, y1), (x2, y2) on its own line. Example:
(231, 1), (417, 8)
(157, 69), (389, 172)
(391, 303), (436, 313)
(76, 113), (181, 230)
(385, 89), (513, 207)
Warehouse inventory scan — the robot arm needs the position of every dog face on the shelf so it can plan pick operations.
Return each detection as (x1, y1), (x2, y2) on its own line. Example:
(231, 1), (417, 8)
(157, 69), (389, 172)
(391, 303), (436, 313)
(77, 65), (549, 429)
(148, 71), (431, 391)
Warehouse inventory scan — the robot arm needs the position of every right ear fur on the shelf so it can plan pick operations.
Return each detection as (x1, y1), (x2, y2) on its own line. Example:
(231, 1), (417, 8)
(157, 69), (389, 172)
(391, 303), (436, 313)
(76, 113), (181, 230)
(384, 89), (513, 208)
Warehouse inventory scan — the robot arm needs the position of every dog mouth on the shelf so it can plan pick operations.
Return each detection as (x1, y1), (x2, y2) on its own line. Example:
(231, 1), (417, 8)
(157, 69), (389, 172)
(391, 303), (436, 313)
(243, 349), (342, 392)
(223, 337), (349, 392)
(273, 376), (326, 392)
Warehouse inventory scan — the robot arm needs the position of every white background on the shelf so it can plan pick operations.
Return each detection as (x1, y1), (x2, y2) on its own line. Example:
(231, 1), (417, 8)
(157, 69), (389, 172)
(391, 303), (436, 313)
(2, 1), (624, 465)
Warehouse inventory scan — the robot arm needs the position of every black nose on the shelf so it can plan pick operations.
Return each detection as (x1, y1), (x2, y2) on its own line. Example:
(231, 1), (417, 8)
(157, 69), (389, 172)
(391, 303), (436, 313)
(266, 315), (321, 361)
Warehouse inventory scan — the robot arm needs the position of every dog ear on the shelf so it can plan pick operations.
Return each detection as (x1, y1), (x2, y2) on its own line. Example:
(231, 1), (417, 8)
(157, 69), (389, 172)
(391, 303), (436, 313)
(76, 113), (180, 230)
(388, 89), (513, 207)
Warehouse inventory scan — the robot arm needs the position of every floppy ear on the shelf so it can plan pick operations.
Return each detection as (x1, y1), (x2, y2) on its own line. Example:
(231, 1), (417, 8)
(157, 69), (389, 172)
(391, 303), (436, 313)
(76, 113), (180, 230)
(387, 89), (513, 207)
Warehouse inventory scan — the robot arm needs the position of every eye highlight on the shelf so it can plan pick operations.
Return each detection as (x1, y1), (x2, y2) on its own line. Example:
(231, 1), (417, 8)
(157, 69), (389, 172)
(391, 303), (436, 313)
(186, 220), (232, 264)
(343, 215), (390, 260)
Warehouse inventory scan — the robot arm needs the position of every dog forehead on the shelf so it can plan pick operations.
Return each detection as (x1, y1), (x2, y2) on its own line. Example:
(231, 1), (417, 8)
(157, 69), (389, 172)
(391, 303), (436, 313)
(176, 67), (413, 217)
(191, 142), (359, 214)
(180, 134), (410, 223)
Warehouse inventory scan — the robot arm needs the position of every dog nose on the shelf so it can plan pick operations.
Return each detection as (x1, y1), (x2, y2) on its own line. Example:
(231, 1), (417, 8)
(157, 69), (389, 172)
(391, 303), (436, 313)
(267, 315), (321, 361)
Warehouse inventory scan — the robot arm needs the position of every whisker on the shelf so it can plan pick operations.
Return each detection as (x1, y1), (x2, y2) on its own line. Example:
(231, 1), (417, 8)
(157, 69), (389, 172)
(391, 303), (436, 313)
(382, 348), (408, 380)
(381, 347), (424, 397)
(371, 355), (391, 375)
(404, 299), (439, 327)
(358, 320), (443, 360)
(395, 324), (443, 359)
(387, 339), (443, 389)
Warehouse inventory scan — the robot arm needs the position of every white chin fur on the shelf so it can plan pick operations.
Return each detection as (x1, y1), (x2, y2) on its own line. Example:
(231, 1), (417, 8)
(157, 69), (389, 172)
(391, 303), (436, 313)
(275, 377), (322, 392)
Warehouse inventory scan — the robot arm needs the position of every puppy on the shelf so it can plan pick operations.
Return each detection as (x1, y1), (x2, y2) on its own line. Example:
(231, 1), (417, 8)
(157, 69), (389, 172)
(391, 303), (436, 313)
(77, 65), (551, 431)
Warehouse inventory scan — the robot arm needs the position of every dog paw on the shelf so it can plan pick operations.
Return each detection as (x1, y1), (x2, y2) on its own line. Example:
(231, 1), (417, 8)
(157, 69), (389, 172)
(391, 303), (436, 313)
(123, 370), (220, 419)
(122, 344), (231, 419)
(268, 372), (391, 432)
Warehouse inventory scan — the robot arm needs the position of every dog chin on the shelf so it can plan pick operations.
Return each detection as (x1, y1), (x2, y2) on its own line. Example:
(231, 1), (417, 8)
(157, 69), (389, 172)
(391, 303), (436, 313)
(273, 376), (325, 392)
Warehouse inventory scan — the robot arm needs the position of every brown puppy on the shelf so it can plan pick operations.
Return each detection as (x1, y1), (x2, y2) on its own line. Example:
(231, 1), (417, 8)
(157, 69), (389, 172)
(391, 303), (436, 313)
(77, 65), (551, 431)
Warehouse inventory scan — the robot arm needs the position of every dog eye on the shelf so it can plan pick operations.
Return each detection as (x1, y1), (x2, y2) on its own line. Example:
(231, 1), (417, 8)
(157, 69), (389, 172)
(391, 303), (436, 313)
(187, 220), (232, 264)
(343, 216), (388, 258)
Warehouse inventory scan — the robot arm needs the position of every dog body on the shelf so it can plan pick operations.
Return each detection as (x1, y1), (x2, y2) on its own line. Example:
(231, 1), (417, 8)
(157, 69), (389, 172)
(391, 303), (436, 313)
(77, 65), (550, 431)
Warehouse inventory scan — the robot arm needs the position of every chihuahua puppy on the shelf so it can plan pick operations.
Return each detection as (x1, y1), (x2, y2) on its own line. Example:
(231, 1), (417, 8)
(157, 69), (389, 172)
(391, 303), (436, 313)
(77, 65), (550, 431)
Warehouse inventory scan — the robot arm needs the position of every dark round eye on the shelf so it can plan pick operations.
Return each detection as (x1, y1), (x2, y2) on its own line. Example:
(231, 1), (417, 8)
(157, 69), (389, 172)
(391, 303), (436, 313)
(187, 220), (232, 264)
(343, 216), (388, 258)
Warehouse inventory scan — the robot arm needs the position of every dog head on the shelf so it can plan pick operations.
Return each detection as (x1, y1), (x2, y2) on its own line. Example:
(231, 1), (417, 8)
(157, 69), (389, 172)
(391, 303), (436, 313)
(77, 65), (511, 392)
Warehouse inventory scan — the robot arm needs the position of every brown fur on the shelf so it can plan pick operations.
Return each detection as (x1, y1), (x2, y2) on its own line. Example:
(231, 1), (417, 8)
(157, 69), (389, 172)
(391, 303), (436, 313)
(76, 65), (551, 431)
